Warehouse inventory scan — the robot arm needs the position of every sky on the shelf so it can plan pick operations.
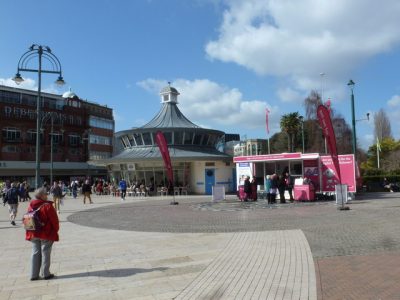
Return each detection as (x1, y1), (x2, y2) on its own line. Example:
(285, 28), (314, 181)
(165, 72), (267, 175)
(1, 0), (400, 150)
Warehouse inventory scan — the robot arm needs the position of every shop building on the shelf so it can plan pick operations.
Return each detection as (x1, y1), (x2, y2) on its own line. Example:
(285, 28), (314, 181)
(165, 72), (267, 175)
(106, 84), (238, 194)
(0, 85), (114, 185)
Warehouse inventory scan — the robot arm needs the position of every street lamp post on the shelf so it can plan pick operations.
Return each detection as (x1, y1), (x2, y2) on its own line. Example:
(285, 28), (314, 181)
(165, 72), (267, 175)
(347, 80), (357, 160)
(299, 116), (305, 153)
(13, 45), (65, 189)
(42, 112), (64, 185)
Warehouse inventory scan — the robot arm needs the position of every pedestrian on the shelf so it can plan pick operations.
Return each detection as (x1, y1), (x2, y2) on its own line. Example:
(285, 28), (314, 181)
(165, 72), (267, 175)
(270, 174), (278, 204)
(25, 181), (31, 200)
(3, 182), (19, 225)
(285, 172), (294, 202)
(250, 177), (258, 201)
(265, 175), (272, 204)
(19, 182), (27, 202)
(243, 176), (251, 202)
(278, 175), (286, 203)
(82, 180), (93, 204)
(50, 181), (63, 214)
(119, 178), (127, 201)
(25, 187), (59, 281)
(71, 180), (78, 199)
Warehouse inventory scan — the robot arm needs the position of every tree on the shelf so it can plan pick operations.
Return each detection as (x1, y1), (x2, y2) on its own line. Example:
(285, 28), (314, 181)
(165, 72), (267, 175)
(304, 90), (322, 120)
(362, 137), (400, 171)
(280, 112), (301, 152)
(374, 109), (392, 141)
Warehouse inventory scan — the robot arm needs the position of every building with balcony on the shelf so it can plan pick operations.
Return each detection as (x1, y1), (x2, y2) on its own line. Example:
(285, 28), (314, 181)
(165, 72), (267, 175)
(0, 85), (114, 186)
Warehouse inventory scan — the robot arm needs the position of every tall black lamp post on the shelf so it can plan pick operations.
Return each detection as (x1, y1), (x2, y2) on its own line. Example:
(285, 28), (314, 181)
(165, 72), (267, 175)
(13, 45), (65, 189)
(347, 80), (356, 160)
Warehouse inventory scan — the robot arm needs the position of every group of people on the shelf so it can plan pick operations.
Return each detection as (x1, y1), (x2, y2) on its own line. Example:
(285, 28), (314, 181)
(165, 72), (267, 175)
(241, 172), (294, 204)
(242, 176), (258, 202)
(264, 172), (294, 204)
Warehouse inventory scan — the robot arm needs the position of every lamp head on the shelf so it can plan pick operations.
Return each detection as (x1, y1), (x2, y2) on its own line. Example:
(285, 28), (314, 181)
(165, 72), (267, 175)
(366, 113), (370, 121)
(347, 79), (355, 88)
(55, 76), (65, 86)
(299, 115), (304, 121)
(12, 73), (24, 85)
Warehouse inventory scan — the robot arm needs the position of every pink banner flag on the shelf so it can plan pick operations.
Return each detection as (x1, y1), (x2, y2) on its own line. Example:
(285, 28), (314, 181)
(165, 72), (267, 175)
(266, 108), (270, 134)
(325, 99), (332, 113)
(155, 131), (174, 186)
(317, 104), (341, 183)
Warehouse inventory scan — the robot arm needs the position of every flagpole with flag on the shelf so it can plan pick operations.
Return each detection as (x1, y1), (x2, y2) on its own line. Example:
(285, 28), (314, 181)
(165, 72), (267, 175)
(266, 108), (270, 154)
(377, 137), (381, 168)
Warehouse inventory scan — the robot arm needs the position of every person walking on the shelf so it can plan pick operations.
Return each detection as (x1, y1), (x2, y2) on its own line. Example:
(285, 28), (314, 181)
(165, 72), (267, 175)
(243, 176), (251, 202)
(250, 177), (258, 201)
(278, 175), (286, 203)
(71, 180), (78, 199)
(265, 175), (272, 204)
(50, 181), (63, 214)
(119, 178), (127, 201)
(270, 174), (278, 204)
(3, 182), (19, 225)
(82, 180), (93, 204)
(285, 172), (295, 202)
(25, 187), (59, 281)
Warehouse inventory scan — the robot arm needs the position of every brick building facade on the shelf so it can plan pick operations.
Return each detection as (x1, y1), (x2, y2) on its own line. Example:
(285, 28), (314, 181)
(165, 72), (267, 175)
(0, 85), (114, 186)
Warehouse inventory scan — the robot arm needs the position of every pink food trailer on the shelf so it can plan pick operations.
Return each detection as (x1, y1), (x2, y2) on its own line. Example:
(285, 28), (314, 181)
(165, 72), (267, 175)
(234, 152), (356, 201)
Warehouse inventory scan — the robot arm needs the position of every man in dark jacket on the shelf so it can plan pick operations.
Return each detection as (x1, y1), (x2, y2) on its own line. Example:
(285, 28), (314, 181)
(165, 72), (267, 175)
(4, 182), (19, 225)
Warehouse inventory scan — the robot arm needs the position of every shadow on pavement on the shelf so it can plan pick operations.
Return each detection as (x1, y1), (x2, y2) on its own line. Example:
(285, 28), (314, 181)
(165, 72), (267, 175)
(56, 267), (169, 279)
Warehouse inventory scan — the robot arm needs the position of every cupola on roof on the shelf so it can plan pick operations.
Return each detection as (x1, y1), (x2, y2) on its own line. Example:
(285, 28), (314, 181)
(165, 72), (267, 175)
(62, 88), (78, 99)
(160, 84), (179, 95)
(141, 84), (199, 128)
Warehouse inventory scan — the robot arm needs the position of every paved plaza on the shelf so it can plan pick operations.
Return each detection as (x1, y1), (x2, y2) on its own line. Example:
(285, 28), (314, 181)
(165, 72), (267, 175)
(1, 192), (400, 299)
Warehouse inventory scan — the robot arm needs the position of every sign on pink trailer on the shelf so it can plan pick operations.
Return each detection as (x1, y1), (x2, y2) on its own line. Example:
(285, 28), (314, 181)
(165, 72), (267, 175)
(321, 154), (356, 192)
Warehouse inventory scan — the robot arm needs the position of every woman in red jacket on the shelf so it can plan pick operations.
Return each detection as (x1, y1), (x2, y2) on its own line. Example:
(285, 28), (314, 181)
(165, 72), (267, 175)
(25, 187), (59, 281)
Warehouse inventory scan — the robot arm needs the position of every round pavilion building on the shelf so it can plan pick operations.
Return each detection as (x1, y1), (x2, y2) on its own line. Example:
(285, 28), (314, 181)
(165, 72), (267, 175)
(106, 84), (236, 195)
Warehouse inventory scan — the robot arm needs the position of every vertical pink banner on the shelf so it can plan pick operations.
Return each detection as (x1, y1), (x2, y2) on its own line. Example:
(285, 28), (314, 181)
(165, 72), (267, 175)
(155, 131), (174, 186)
(317, 104), (341, 183)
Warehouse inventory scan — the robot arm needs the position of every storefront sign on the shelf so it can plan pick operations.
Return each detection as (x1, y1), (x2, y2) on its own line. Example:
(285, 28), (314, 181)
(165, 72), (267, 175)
(234, 153), (301, 162)
(236, 162), (253, 187)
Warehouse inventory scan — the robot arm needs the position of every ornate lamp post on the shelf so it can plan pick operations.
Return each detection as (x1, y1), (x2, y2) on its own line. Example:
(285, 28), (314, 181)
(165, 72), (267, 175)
(347, 79), (356, 160)
(13, 45), (65, 188)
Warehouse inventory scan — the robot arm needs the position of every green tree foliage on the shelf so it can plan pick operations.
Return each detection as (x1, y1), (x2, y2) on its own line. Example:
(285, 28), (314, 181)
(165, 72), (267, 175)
(280, 112), (301, 152)
(361, 137), (400, 171)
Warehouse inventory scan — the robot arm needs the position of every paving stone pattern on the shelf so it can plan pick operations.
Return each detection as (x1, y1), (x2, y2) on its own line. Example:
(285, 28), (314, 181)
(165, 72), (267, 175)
(175, 230), (316, 300)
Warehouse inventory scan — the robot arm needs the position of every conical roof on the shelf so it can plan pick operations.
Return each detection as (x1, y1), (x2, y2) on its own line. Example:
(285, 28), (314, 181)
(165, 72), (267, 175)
(141, 102), (200, 129)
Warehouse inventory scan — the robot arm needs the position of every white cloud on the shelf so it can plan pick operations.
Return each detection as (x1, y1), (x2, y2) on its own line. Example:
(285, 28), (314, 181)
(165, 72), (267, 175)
(276, 87), (302, 103)
(206, 0), (400, 96)
(387, 95), (400, 107)
(137, 78), (281, 133)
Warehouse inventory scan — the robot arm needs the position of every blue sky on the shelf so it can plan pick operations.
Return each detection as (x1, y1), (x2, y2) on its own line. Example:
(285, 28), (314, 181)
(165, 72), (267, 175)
(1, 0), (400, 150)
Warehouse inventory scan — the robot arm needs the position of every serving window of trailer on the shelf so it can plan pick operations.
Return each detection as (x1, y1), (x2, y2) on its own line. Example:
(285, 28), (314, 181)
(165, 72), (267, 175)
(289, 160), (303, 176)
